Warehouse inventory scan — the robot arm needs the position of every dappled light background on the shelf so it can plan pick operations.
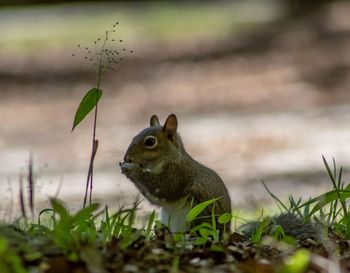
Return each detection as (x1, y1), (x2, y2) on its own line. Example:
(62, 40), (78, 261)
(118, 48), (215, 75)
(1, 0), (350, 219)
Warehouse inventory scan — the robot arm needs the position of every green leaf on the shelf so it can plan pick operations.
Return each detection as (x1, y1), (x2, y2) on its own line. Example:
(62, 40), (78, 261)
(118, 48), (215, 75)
(278, 249), (310, 273)
(251, 219), (269, 243)
(120, 231), (142, 250)
(191, 222), (214, 238)
(218, 213), (232, 224)
(345, 214), (350, 239)
(0, 237), (8, 254)
(251, 223), (264, 243)
(190, 222), (213, 233)
(309, 190), (350, 216)
(73, 203), (99, 223)
(50, 198), (69, 219)
(297, 185), (350, 215)
(68, 252), (79, 262)
(194, 236), (208, 246)
(72, 88), (103, 131)
(186, 197), (221, 222)
(210, 244), (224, 252)
(199, 226), (213, 238)
(25, 251), (42, 261)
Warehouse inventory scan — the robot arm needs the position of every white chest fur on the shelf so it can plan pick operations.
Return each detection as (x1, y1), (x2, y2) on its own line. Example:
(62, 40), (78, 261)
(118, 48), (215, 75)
(160, 199), (191, 233)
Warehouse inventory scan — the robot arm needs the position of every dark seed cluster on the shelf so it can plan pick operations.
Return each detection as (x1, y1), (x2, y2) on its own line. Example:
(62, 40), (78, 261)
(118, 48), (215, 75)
(72, 22), (134, 73)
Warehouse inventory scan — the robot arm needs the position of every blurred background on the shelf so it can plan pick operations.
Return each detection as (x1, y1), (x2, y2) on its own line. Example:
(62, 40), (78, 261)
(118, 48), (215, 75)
(1, 0), (350, 220)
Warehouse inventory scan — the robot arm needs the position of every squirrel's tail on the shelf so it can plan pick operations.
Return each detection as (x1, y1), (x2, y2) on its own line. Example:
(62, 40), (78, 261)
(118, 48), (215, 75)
(238, 213), (317, 241)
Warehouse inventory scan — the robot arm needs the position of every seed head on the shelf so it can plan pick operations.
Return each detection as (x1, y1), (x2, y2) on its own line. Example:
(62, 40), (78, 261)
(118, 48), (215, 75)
(72, 22), (134, 74)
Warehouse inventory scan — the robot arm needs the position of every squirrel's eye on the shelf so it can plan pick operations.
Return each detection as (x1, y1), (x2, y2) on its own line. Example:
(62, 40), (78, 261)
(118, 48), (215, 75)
(144, 136), (157, 148)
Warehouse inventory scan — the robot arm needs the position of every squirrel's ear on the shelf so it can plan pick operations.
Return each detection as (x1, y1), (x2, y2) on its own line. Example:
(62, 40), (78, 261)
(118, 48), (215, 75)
(150, 115), (160, 127)
(163, 114), (178, 140)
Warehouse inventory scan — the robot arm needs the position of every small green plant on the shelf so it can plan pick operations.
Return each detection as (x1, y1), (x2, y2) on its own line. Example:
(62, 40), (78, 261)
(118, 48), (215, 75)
(71, 22), (133, 208)
(0, 236), (26, 273)
(295, 156), (350, 238)
(185, 197), (231, 244)
(44, 199), (99, 252)
(261, 156), (350, 241)
(271, 224), (286, 241)
(218, 212), (232, 234)
(186, 197), (221, 223)
(251, 218), (269, 244)
(99, 200), (140, 241)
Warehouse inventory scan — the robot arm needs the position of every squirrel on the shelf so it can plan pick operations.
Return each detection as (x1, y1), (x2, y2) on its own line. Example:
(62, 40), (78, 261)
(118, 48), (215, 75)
(119, 114), (317, 242)
(119, 114), (232, 234)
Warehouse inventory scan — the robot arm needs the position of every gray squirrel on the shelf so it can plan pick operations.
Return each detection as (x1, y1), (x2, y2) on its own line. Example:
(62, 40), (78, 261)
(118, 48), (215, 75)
(119, 114), (316, 240)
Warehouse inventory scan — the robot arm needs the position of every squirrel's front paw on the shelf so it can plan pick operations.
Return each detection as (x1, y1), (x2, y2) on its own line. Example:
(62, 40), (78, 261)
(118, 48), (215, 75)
(119, 161), (141, 176)
(119, 161), (133, 174)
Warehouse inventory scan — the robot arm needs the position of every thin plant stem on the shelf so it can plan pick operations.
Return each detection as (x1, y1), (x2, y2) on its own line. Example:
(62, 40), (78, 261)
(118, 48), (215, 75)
(28, 153), (34, 218)
(84, 139), (98, 207)
(54, 176), (64, 199)
(83, 35), (108, 208)
(19, 174), (26, 220)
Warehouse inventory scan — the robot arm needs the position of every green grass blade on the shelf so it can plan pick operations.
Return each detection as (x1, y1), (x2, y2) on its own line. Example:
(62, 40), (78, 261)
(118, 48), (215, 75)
(145, 210), (155, 240)
(322, 156), (337, 189)
(309, 190), (350, 216)
(345, 214), (350, 239)
(261, 180), (289, 212)
(337, 166), (343, 189)
(104, 206), (110, 230)
(251, 220), (267, 243)
(50, 198), (69, 219)
(186, 197), (221, 222)
(73, 203), (99, 223)
(211, 203), (217, 241)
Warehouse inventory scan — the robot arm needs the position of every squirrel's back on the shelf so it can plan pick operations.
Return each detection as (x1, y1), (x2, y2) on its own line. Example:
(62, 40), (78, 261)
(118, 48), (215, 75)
(183, 154), (231, 217)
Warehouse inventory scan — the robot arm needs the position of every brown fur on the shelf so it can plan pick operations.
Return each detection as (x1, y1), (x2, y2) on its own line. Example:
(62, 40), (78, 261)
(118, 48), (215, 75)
(120, 114), (232, 233)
